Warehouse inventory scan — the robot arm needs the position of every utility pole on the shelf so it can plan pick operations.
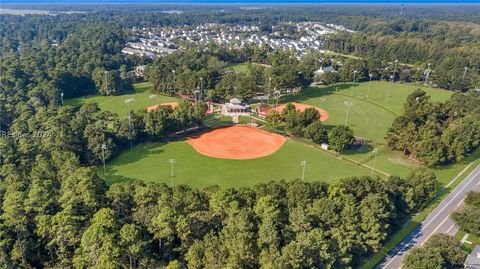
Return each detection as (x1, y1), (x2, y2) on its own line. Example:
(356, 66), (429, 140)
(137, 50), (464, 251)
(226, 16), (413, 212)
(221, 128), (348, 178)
(462, 67), (468, 84)
(371, 148), (378, 176)
(101, 143), (107, 175)
(169, 158), (176, 188)
(366, 73), (373, 99)
(351, 70), (358, 96)
(300, 160), (307, 181)
(344, 101), (353, 126)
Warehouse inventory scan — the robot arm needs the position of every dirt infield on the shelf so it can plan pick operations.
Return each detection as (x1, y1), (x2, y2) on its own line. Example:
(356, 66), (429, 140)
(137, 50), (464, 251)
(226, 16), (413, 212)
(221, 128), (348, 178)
(260, 102), (329, 122)
(187, 125), (287, 160)
(146, 102), (178, 112)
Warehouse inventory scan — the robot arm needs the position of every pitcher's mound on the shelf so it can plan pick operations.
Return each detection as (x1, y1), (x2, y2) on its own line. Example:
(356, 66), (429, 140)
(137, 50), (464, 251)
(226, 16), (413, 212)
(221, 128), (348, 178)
(187, 126), (286, 160)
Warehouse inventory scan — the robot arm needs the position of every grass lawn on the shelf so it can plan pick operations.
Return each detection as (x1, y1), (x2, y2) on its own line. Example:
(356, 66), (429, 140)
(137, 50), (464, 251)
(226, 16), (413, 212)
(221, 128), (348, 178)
(203, 115), (233, 128)
(229, 63), (251, 74)
(64, 82), (178, 118)
(283, 81), (452, 142)
(103, 138), (371, 189)
(281, 81), (453, 181)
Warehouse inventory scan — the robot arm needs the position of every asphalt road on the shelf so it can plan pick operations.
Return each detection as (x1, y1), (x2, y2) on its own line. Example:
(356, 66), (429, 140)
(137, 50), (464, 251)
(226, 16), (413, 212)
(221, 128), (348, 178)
(378, 164), (480, 269)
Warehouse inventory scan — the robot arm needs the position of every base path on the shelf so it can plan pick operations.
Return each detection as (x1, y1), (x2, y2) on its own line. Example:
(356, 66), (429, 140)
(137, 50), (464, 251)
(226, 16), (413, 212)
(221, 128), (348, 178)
(378, 164), (480, 269)
(146, 102), (178, 112)
(260, 103), (329, 122)
(187, 125), (287, 160)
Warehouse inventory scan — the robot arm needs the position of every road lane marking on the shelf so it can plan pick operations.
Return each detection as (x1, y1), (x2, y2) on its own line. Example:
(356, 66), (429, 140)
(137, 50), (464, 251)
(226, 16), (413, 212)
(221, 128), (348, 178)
(381, 167), (480, 269)
(446, 162), (474, 187)
(422, 169), (480, 229)
(422, 173), (478, 243)
(446, 223), (456, 234)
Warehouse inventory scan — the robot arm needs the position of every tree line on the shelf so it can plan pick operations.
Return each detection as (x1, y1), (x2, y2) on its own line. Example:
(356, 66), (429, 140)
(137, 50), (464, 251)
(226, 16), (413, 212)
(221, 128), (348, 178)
(402, 191), (480, 269)
(1, 149), (438, 268)
(387, 89), (480, 166)
(265, 103), (356, 153)
(146, 47), (320, 101)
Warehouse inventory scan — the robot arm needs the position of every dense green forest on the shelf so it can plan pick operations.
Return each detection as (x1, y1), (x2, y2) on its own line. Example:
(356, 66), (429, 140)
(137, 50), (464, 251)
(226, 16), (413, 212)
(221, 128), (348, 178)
(0, 5), (479, 268)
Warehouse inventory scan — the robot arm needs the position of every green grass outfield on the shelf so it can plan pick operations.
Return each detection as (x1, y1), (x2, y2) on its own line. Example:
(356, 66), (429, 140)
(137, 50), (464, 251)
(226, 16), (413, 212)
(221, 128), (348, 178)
(103, 138), (371, 189)
(64, 82), (178, 118)
(283, 81), (452, 142)
(281, 81), (453, 180)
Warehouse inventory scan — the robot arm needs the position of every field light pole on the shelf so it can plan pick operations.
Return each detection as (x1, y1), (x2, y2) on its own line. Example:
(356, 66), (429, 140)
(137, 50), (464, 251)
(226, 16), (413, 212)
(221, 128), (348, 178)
(200, 77), (203, 100)
(125, 98), (135, 150)
(169, 158), (176, 188)
(424, 63), (431, 85)
(462, 67), (468, 84)
(351, 70), (357, 96)
(274, 87), (279, 108)
(392, 60), (398, 82)
(149, 94), (157, 105)
(300, 160), (307, 181)
(366, 73), (373, 99)
(60, 92), (64, 106)
(371, 149), (378, 176)
(101, 143), (107, 175)
(385, 75), (394, 104)
(344, 101), (353, 126)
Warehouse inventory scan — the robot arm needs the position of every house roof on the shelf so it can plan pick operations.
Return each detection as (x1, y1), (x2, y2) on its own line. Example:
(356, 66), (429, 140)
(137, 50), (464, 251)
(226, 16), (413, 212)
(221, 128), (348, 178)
(465, 246), (480, 269)
(229, 98), (242, 105)
(226, 104), (246, 110)
(314, 66), (337, 76)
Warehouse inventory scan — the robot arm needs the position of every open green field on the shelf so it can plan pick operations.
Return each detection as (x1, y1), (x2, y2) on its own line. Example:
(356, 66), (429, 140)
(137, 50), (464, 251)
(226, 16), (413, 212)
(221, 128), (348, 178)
(64, 82), (178, 118)
(281, 81), (453, 181)
(284, 81), (452, 142)
(229, 63), (251, 74)
(104, 138), (371, 189)
(101, 80), (458, 188)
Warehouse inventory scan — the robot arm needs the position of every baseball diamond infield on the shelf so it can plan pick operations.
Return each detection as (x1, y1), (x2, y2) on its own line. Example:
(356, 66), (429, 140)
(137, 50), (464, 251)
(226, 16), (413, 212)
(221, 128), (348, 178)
(260, 102), (329, 122)
(187, 125), (287, 159)
(146, 102), (178, 112)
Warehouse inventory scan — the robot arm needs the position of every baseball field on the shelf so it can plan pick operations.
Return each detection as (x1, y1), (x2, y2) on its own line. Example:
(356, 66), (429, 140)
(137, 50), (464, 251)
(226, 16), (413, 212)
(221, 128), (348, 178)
(68, 80), (465, 188)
